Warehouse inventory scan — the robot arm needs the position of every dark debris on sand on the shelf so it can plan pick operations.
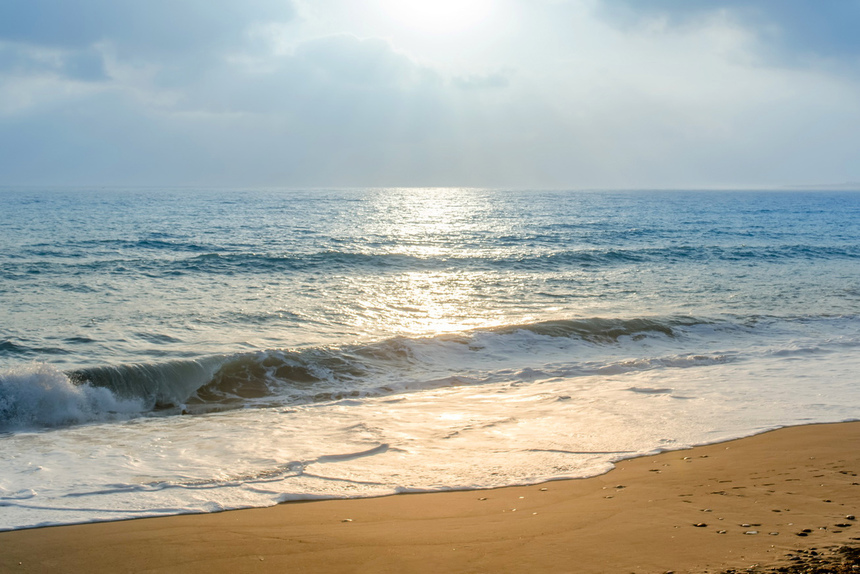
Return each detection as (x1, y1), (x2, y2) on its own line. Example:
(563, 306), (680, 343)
(717, 545), (860, 574)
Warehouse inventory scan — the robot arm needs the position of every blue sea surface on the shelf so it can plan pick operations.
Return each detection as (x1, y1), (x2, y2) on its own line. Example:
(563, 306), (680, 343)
(3, 188), (858, 366)
(1, 188), (859, 529)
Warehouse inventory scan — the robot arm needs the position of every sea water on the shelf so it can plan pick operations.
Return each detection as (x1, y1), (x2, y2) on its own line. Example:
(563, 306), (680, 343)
(1, 188), (859, 530)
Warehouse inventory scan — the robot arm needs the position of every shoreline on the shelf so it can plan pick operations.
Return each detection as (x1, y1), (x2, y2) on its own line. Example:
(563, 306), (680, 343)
(2, 421), (860, 573)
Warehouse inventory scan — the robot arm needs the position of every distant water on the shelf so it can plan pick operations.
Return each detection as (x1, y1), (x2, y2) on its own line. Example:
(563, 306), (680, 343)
(2, 188), (859, 530)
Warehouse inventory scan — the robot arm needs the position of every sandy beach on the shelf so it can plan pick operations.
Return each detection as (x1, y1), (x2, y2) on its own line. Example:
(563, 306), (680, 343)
(1, 421), (858, 573)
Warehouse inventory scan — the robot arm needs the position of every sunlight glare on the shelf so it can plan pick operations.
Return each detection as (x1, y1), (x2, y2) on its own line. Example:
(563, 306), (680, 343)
(383, 0), (494, 34)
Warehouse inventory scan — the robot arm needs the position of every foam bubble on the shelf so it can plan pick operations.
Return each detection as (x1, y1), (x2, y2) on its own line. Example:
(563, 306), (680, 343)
(0, 364), (145, 431)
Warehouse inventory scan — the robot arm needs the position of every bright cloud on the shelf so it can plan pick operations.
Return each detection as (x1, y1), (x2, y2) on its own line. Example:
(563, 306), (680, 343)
(381, 0), (494, 34)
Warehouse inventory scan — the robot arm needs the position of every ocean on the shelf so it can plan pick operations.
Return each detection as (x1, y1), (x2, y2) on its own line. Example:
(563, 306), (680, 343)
(1, 187), (859, 531)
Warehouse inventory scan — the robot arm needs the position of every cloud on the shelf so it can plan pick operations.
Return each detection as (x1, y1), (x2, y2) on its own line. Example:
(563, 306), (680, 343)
(1, 0), (860, 189)
(0, 0), (303, 116)
(0, 42), (108, 82)
(0, 0), (297, 58)
(0, 0), (298, 92)
(598, 0), (860, 66)
(453, 72), (509, 90)
(0, 27), (461, 186)
(295, 35), (427, 87)
(170, 33), (443, 119)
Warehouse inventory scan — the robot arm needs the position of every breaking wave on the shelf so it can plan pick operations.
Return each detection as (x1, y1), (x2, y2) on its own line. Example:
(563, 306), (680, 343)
(0, 364), (145, 431)
(2, 314), (852, 431)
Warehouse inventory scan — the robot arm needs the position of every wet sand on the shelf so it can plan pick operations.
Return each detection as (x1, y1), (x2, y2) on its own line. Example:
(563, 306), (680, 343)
(2, 421), (859, 573)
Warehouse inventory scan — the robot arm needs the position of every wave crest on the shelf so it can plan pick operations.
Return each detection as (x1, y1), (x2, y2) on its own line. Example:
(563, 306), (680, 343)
(491, 317), (699, 342)
(4, 314), (846, 430)
(0, 364), (145, 431)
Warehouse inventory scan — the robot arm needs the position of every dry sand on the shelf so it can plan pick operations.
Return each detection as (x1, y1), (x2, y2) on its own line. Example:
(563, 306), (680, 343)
(2, 421), (859, 574)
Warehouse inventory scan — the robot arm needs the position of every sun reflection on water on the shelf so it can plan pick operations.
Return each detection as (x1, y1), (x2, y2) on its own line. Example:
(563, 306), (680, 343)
(353, 188), (515, 337)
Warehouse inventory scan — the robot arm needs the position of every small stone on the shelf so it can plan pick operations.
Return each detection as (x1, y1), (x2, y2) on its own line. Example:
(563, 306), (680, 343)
(769, 532), (779, 536)
(478, 497), (488, 501)
(341, 519), (353, 523)
(745, 530), (759, 535)
(540, 488), (548, 491)
(615, 485), (626, 489)
(741, 523), (751, 527)
(694, 522), (708, 527)
(702, 509), (712, 512)
(796, 532), (808, 537)
(848, 515), (857, 520)
(717, 530), (727, 534)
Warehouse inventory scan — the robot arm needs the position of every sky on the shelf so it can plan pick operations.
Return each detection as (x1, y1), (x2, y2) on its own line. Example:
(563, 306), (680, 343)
(1, 0), (859, 189)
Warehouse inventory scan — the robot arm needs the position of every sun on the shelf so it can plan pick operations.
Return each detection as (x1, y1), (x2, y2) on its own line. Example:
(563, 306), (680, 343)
(382, 0), (494, 34)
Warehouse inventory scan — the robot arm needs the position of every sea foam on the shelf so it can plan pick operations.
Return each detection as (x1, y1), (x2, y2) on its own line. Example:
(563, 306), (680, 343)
(0, 364), (144, 431)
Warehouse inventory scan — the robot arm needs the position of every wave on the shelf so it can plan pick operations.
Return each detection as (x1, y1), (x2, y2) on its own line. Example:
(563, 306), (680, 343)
(490, 316), (701, 342)
(25, 237), (216, 256)
(69, 358), (224, 408)
(0, 339), (73, 358)
(4, 244), (860, 279)
(0, 364), (145, 431)
(2, 314), (854, 431)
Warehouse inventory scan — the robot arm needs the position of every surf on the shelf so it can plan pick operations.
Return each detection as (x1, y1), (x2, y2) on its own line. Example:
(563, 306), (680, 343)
(4, 313), (857, 431)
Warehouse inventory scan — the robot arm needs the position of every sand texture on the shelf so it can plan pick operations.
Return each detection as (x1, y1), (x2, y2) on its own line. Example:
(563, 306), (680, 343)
(2, 421), (860, 573)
